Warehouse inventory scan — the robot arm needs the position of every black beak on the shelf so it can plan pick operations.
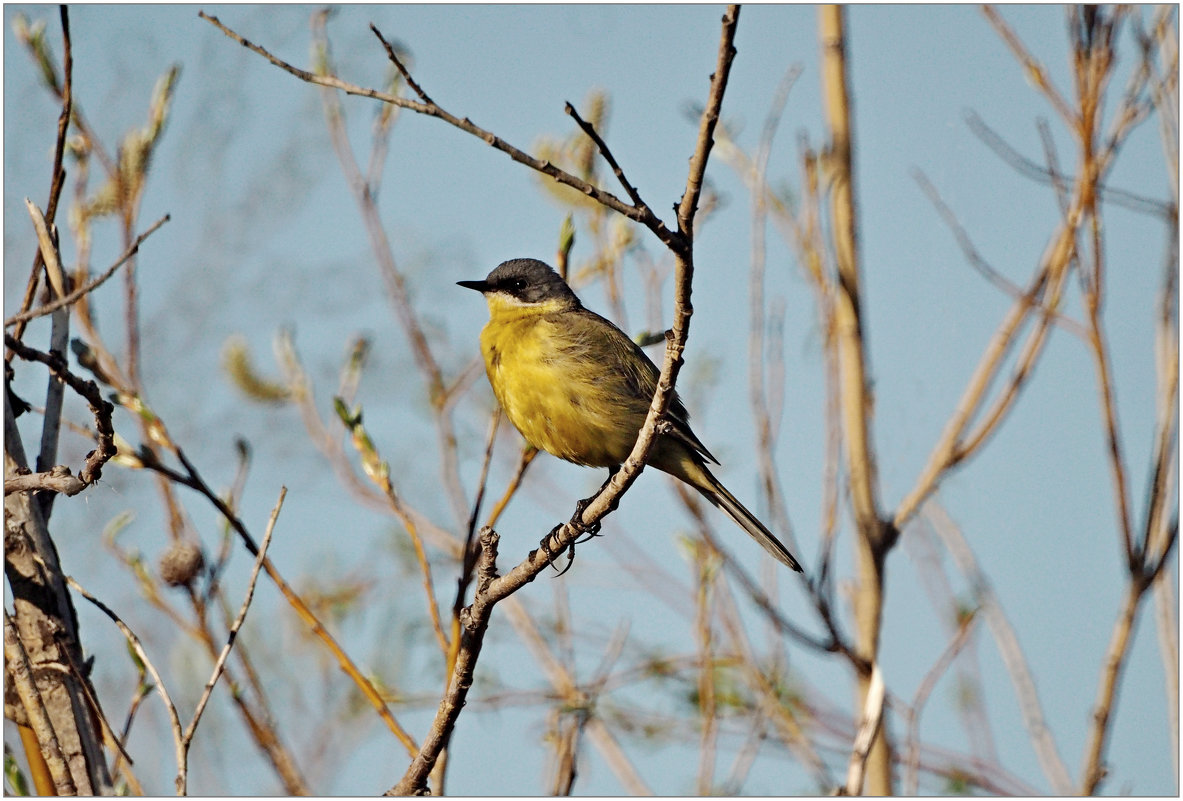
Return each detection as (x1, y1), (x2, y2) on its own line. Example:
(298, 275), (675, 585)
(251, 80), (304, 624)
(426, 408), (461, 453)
(457, 280), (490, 292)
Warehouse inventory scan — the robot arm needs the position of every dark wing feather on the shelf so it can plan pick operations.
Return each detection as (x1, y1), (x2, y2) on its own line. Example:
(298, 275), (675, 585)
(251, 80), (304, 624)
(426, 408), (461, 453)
(561, 307), (718, 465)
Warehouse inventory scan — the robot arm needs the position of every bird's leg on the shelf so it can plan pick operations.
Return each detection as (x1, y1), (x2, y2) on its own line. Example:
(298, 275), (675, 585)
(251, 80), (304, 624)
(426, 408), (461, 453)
(535, 467), (626, 573)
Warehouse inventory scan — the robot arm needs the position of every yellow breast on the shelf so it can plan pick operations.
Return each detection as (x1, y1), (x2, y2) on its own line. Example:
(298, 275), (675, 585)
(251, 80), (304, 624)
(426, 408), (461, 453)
(479, 303), (641, 467)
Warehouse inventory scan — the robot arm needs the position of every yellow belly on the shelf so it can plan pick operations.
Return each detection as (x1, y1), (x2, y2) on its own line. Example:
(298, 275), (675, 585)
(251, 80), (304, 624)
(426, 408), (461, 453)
(480, 312), (641, 467)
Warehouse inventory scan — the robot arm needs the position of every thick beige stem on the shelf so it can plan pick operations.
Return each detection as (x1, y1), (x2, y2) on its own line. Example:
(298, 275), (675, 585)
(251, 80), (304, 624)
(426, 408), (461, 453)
(819, 5), (892, 794)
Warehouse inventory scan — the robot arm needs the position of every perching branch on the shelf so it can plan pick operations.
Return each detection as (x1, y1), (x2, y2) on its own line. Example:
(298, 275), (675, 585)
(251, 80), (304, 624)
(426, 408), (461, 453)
(384, 8), (742, 792)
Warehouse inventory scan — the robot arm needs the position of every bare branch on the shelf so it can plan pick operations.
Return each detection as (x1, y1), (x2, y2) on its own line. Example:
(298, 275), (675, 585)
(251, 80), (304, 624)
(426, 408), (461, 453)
(982, 5), (1077, 125)
(911, 169), (1088, 340)
(5, 214), (171, 329)
(64, 577), (185, 793)
(565, 101), (646, 210)
(842, 662), (885, 795)
(140, 440), (420, 757)
(5, 333), (116, 487)
(964, 111), (1172, 218)
(1080, 583), (1142, 794)
(7, 6), (74, 353)
(4, 611), (77, 795)
(926, 501), (1073, 793)
(902, 613), (978, 794)
(200, 10), (677, 246)
(5, 466), (85, 497)
(177, 487), (286, 795)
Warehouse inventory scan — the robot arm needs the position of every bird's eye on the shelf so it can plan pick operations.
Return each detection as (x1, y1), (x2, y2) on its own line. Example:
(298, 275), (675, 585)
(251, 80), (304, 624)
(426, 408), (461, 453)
(509, 279), (526, 292)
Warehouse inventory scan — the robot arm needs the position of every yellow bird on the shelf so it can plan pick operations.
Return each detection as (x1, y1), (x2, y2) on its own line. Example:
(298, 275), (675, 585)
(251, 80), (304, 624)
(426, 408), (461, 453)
(459, 258), (802, 571)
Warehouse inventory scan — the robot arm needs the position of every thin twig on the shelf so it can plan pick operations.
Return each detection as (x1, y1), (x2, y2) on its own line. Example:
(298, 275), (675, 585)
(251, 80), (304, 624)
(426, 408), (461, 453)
(911, 169), (1088, 340)
(369, 22), (433, 105)
(7, 6), (74, 353)
(200, 11), (677, 247)
(964, 110), (1172, 218)
(926, 501), (1073, 793)
(982, 5), (1077, 125)
(5, 214), (171, 328)
(1080, 581), (1143, 794)
(5, 333), (117, 487)
(902, 613), (978, 794)
(65, 577), (186, 792)
(447, 410), (504, 679)
(892, 200), (1080, 529)
(565, 102), (646, 209)
(177, 487), (286, 795)
(141, 446), (419, 757)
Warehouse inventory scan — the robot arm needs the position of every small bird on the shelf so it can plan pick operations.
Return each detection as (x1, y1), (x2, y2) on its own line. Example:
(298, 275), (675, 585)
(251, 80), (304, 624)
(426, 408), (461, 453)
(458, 258), (802, 572)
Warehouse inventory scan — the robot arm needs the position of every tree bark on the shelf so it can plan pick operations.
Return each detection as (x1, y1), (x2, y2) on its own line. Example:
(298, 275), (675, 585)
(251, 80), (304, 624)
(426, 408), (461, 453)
(5, 402), (113, 794)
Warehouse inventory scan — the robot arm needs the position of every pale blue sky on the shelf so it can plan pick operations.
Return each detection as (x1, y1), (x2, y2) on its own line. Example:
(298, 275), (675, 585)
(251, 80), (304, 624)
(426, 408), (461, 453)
(4, 4), (1176, 795)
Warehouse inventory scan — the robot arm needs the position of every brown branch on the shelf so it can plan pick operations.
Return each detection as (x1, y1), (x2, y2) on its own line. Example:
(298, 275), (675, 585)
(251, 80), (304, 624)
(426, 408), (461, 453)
(677, 5), (739, 245)
(7, 6), (74, 354)
(388, 528), (500, 795)
(4, 611), (77, 794)
(484, 445), (537, 530)
(5, 466), (85, 497)
(819, 5), (891, 793)
(564, 101), (646, 209)
(386, 9), (741, 793)
(5, 333), (116, 487)
(982, 5), (1077, 126)
(199, 10), (678, 247)
(333, 399), (451, 660)
(1080, 581), (1142, 793)
(368, 22), (433, 105)
(64, 576), (185, 790)
(177, 487), (285, 795)
(141, 445), (420, 758)
(5, 214), (171, 329)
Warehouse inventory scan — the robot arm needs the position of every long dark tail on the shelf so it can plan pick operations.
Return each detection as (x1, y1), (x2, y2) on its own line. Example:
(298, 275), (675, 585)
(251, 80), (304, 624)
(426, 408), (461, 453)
(705, 478), (803, 571)
(674, 458), (802, 572)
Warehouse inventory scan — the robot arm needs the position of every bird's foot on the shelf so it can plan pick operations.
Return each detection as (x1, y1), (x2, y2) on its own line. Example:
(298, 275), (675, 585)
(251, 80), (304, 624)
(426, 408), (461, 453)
(537, 497), (602, 576)
(538, 522), (578, 576)
(569, 496), (603, 544)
